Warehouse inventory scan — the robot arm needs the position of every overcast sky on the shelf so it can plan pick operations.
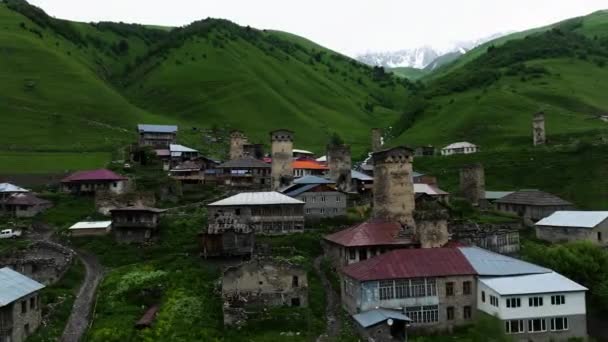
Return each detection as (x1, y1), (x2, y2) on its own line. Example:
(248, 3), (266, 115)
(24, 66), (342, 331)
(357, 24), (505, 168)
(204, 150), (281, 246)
(28, 0), (608, 57)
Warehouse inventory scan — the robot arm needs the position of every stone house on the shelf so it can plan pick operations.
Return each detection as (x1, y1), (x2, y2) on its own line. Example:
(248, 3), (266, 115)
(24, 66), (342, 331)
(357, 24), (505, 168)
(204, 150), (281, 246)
(281, 178), (347, 219)
(352, 308), (411, 342)
(440, 142), (479, 156)
(341, 248), (477, 334)
(155, 144), (200, 171)
(495, 189), (574, 222)
(61, 169), (128, 195)
(217, 158), (271, 189)
(1, 193), (51, 218)
(0, 183), (29, 201)
(222, 258), (308, 325)
(0, 267), (45, 342)
(450, 223), (520, 255)
(169, 156), (220, 184)
(198, 209), (254, 258)
(111, 206), (166, 244)
(351, 170), (373, 196)
(414, 183), (449, 204)
(137, 124), (178, 148)
(535, 211), (608, 246)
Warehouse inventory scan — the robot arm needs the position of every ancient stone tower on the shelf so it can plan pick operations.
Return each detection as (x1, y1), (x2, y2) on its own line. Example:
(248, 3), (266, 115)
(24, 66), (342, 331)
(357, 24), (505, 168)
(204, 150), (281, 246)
(533, 112), (546, 146)
(459, 163), (485, 206)
(327, 144), (352, 192)
(372, 146), (415, 227)
(270, 129), (294, 190)
(371, 128), (383, 152)
(229, 130), (248, 160)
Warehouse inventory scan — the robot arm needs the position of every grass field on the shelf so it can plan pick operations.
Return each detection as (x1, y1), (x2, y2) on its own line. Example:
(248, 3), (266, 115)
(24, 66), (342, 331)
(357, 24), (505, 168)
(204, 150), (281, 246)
(0, 151), (111, 173)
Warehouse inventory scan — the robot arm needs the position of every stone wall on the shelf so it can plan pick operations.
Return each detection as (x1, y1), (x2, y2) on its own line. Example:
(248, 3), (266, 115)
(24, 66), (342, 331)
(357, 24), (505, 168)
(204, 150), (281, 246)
(372, 147), (415, 226)
(371, 128), (382, 152)
(536, 220), (608, 246)
(270, 130), (294, 190)
(327, 144), (352, 192)
(0, 241), (74, 285)
(4, 292), (42, 342)
(459, 164), (485, 206)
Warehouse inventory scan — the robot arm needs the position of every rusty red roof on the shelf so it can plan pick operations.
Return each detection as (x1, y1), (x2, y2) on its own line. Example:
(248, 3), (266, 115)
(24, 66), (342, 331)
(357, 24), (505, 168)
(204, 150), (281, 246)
(342, 248), (476, 281)
(61, 169), (127, 182)
(323, 220), (415, 247)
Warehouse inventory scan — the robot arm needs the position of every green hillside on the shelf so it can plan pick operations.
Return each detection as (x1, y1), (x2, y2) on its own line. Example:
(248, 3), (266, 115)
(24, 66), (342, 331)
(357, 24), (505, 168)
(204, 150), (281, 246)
(393, 11), (608, 150)
(0, 0), (411, 174)
(389, 66), (428, 80)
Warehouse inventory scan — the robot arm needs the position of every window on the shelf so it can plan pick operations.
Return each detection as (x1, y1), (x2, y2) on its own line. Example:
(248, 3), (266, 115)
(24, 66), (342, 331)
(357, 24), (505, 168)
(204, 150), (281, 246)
(490, 295), (499, 307)
(506, 298), (521, 308)
(311, 196), (316, 203)
(320, 208), (325, 214)
(447, 307), (454, 320)
(529, 296), (544, 307)
(321, 196), (326, 202)
(302, 196), (307, 203)
(291, 297), (301, 307)
(359, 248), (367, 261)
(292, 276), (299, 288)
(21, 301), (27, 314)
(333, 208), (338, 214)
(551, 295), (565, 305)
(426, 279), (437, 296)
(411, 279), (426, 297)
(25, 323), (30, 335)
(599, 232), (603, 241)
(463, 281), (471, 295)
(336, 196), (341, 202)
(446, 282), (454, 296)
(528, 319), (547, 332)
(235, 208), (241, 215)
(395, 280), (410, 299)
(551, 317), (569, 331)
(481, 291), (486, 303)
(505, 320), (524, 334)
(406, 305), (439, 324)
(463, 306), (472, 320)
(306, 209), (311, 214)
(379, 280), (394, 300)
(30, 297), (36, 310)
(349, 249), (356, 260)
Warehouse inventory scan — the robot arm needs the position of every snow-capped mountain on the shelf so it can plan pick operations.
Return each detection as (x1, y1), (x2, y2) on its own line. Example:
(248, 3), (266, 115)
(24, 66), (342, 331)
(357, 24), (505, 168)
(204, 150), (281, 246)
(357, 33), (506, 69)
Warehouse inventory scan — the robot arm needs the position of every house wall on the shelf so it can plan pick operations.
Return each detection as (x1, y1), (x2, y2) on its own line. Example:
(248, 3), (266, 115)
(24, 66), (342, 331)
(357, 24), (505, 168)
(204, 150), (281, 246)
(271, 130), (294, 190)
(207, 204), (305, 235)
(2, 292), (42, 342)
(536, 219), (608, 246)
(3, 203), (51, 218)
(477, 281), (587, 341)
(113, 227), (154, 244)
(297, 191), (347, 219)
(139, 132), (176, 147)
(62, 180), (127, 195)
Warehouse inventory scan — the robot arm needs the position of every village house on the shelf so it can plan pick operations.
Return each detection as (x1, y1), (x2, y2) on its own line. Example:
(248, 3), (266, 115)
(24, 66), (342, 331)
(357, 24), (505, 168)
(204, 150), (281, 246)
(292, 158), (328, 178)
(440, 142), (479, 156)
(155, 144), (200, 171)
(352, 308), (412, 342)
(535, 211), (608, 246)
(415, 145), (435, 157)
(198, 206), (254, 259)
(483, 191), (514, 206)
(217, 157), (271, 188)
(281, 176), (347, 219)
(61, 169), (128, 195)
(111, 206), (166, 244)
(414, 183), (449, 203)
(0, 183), (29, 201)
(206, 192), (305, 235)
(68, 221), (112, 237)
(0, 193), (52, 218)
(0, 267), (45, 342)
(412, 171), (438, 186)
(351, 169), (373, 196)
(137, 124), (178, 148)
(169, 156), (220, 184)
(495, 189), (574, 222)
(222, 258), (308, 325)
(341, 248), (477, 334)
(292, 148), (315, 159)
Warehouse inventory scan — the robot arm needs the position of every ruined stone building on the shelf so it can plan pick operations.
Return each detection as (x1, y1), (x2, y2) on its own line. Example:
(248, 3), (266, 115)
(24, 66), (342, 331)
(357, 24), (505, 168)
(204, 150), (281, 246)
(0, 267), (45, 342)
(459, 164), (485, 206)
(229, 130), (248, 160)
(281, 177), (347, 219)
(243, 143), (265, 160)
(0, 241), (74, 285)
(0, 193), (51, 218)
(414, 200), (451, 249)
(199, 208), (254, 258)
(222, 258), (308, 325)
(217, 158), (271, 189)
(371, 128), (383, 153)
(327, 144), (352, 193)
(535, 211), (608, 246)
(533, 111), (546, 146)
(111, 206), (166, 244)
(450, 223), (520, 255)
(61, 169), (128, 195)
(137, 124), (178, 148)
(495, 189), (574, 222)
(270, 129), (294, 190)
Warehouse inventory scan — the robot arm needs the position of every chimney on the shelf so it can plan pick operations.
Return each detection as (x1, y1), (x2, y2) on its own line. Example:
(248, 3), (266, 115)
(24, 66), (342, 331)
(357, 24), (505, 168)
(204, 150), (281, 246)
(459, 163), (485, 206)
(372, 146), (415, 226)
(270, 129), (294, 190)
(327, 144), (352, 192)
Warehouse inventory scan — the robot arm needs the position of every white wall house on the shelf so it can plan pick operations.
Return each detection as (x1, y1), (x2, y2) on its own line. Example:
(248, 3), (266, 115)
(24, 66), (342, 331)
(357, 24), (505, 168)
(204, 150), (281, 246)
(477, 272), (587, 341)
(441, 142), (479, 156)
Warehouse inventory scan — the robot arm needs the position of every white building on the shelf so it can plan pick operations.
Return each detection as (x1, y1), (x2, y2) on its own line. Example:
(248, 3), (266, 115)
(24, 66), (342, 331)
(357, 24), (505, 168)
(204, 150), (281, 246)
(441, 142), (479, 156)
(535, 211), (608, 246)
(477, 272), (587, 341)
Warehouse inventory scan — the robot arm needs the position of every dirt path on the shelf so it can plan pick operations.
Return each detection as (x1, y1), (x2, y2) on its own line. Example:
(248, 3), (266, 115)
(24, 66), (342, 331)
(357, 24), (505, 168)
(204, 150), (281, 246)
(314, 256), (342, 342)
(60, 250), (104, 342)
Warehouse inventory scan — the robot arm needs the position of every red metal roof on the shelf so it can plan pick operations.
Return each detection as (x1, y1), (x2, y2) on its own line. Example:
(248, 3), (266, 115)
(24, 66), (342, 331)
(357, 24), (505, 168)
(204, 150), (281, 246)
(342, 248), (476, 281)
(61, 169), (127, 182)
(323, 220), (414, 247)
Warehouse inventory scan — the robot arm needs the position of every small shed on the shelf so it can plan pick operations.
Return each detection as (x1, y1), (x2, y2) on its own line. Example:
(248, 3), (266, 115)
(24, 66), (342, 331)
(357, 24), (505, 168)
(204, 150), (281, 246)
(68, 221), (112, 237)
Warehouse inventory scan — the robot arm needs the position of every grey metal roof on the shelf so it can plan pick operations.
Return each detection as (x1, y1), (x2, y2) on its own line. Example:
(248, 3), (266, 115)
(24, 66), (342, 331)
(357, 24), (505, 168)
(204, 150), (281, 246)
(480, 272), (587, 295)
(283, 184), (320, 197)
(458, 246), (551, 276)
(485, 191), (514, 200)
(169, 144), (198, 153)
(351, 169), (372, 181)
(137, 124), (178, 133)
(0, 183), (29, 193)
(495, 189), (572, 206)
(218, 158), (270, 169)
(535, 211), (608, 229)
(0, 267), (45, 306)
(208, 192), (304, 206)
(353, 309), (411, 328)
(293, 175), (333, 185)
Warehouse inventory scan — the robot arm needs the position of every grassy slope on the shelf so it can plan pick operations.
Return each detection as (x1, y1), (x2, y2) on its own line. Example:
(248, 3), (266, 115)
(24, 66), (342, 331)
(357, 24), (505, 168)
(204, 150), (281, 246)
(389, 66), (428, 80)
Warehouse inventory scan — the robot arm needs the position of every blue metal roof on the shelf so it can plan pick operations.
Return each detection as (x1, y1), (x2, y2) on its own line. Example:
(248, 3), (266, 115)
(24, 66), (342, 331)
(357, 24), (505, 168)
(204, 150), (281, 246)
(353, 309), (410, 328)
(458, 247), (551, 276)
(0, 267), (45, 307)
(293, 175), (333, 185)
(137, 124), (178, 133)
(283, 183), (319, 197)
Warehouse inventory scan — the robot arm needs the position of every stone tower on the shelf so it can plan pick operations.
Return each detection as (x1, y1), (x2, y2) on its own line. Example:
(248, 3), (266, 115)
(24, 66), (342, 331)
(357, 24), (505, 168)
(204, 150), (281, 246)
(243, 143), (264, 160)
(533, 112), (546, 146)
(371, 128), (383, 152)
(327, 144), (352, 192)
(372, 146), (415, 227)
(270, 129), (294, 190)
(459, 164), (485, 206)
(229, 130), (248, 160)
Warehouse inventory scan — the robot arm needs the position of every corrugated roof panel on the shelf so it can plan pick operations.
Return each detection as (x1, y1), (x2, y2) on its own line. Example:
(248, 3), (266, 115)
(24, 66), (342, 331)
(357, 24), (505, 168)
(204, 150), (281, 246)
(458, 246), (551, 276)
(0, 183), (29, 193)
(480, 272), (587, 295)
(208, 192), (304, 206)
(485, 191), (514, 200)
(137, 124), (178, 133)
(351, 170), (372, 181)
(69, 221), (112, 230)
(0, 267), (45, 306)
(495, 189), (572, 206)
(293, 175), (333, 185)
(353, 309), (410, 328)
(169, 144), (198, 153)
(414, 183), (448, 195)
(324, 220), (413, 247)
(535, 211), (608, 228)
